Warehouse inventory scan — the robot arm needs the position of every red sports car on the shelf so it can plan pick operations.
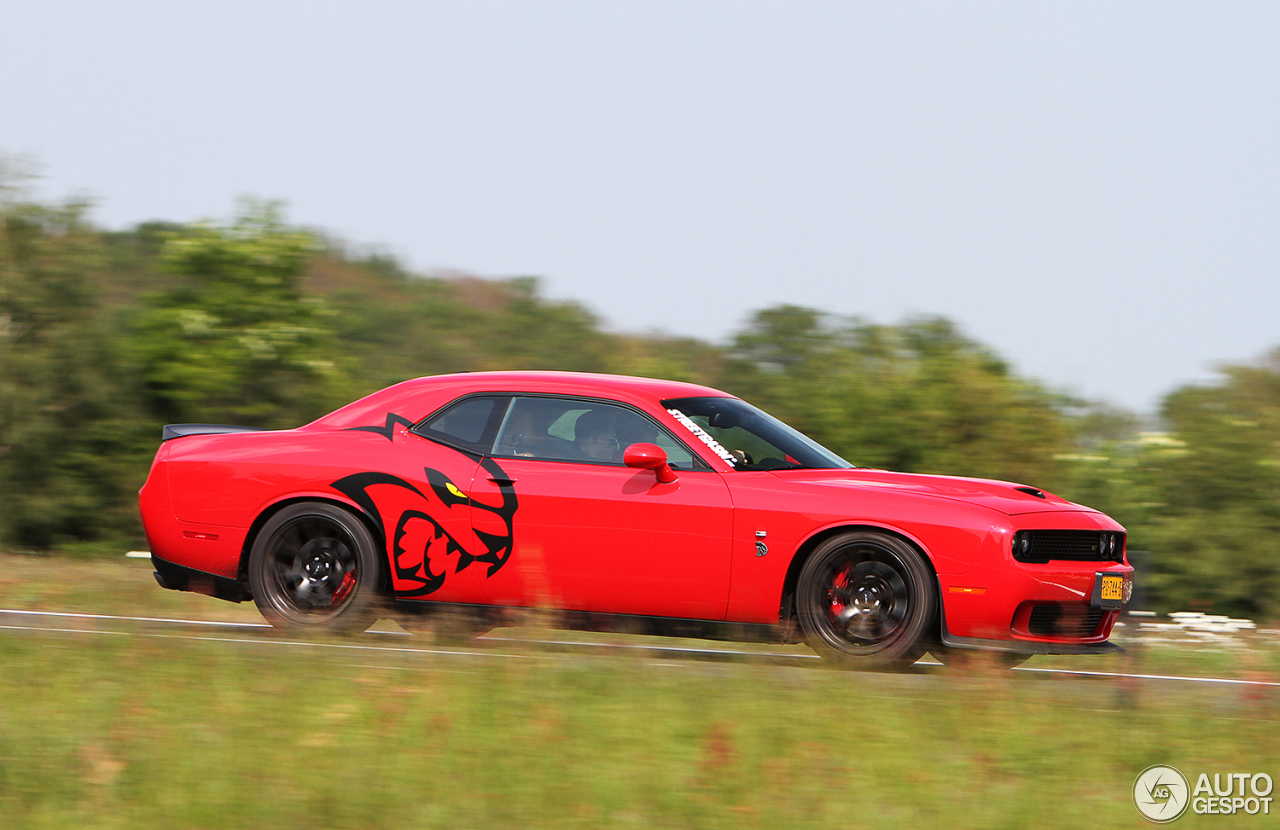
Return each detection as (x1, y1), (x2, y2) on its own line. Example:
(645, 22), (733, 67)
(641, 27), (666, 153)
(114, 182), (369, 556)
(139, 371), (1132, 667)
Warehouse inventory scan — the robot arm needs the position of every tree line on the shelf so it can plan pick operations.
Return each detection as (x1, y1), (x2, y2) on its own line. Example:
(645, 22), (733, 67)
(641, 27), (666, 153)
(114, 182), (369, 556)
(2, 191), (1276, 618)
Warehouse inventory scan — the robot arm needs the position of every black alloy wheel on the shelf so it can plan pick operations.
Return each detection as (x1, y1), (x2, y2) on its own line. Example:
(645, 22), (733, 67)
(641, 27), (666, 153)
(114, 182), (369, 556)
(248, 502), (383, 632)
(796, 531), (935, 669)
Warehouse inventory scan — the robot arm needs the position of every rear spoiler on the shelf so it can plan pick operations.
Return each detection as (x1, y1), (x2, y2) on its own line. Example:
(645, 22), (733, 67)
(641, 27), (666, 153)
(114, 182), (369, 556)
(161, 424), (271, 442)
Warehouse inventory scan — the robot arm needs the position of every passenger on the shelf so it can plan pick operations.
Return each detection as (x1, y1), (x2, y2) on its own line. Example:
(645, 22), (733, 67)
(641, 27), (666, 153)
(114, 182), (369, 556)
(574, 409), (621, 462)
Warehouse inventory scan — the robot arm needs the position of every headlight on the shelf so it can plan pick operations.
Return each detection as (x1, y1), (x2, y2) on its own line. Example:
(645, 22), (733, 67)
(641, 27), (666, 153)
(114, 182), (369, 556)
(1012, 531), (1032, 560)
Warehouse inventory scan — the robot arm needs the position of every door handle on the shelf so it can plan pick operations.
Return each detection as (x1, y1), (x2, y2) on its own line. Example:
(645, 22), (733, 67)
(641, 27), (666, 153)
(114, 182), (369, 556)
(487, 475), (518, 486)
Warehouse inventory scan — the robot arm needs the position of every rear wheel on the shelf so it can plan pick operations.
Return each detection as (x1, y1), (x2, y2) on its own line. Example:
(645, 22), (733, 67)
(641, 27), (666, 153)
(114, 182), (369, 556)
(796, 532), (935, 669)
(248, 502), (384, 632)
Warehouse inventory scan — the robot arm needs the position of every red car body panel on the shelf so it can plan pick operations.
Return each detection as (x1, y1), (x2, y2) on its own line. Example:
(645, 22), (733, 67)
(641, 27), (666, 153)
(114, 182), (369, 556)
(471, 458), (734, 619)
(139, 370), (1133, 651)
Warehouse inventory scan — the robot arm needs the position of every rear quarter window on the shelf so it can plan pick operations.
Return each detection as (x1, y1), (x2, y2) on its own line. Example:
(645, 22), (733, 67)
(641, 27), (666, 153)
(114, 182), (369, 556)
(415, 396), (507, 452)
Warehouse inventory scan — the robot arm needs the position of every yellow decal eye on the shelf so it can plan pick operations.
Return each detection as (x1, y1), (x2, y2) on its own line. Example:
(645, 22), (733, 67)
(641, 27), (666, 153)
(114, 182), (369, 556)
(446, 482), (467, 500)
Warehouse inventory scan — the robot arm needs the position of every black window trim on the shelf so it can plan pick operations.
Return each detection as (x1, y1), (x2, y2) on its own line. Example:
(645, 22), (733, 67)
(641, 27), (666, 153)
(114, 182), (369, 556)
(414, 391), (713, 472)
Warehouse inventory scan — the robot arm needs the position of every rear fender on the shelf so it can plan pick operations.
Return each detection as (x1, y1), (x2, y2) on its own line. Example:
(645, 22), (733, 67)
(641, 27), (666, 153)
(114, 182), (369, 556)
(237, 493), (387, 585)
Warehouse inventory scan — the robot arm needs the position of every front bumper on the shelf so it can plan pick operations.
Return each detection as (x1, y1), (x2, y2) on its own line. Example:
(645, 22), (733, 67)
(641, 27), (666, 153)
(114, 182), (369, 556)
(936, 518), (1134, 649)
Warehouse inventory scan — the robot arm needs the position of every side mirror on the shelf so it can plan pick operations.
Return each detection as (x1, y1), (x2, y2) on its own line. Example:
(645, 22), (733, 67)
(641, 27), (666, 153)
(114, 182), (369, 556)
(623, 442), (678, 484)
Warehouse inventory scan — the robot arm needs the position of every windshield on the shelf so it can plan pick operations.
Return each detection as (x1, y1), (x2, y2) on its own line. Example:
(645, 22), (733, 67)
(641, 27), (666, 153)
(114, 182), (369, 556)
(662, 396), (854, 471)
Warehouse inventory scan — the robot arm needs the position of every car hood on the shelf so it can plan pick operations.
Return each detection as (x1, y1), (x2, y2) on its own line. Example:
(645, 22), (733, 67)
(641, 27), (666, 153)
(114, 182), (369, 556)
(768, 468), (1095, 516)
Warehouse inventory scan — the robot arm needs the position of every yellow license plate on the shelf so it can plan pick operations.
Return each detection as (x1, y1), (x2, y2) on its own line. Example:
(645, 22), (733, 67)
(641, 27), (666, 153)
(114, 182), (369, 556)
(1100, 575), (1124, 602)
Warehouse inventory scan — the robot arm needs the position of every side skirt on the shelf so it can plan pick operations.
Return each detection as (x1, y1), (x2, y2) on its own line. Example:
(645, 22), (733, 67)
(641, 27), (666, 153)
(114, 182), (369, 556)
(395, 599), (791, 644)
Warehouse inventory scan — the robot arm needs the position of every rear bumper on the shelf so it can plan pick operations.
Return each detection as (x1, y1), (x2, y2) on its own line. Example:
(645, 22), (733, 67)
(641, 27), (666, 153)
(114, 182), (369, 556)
(152, 554), (248, 603)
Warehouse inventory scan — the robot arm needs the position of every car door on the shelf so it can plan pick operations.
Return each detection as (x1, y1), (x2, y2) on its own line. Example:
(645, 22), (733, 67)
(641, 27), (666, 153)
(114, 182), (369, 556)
(338, 395), (510, 605)
(470, 396), (735, 620)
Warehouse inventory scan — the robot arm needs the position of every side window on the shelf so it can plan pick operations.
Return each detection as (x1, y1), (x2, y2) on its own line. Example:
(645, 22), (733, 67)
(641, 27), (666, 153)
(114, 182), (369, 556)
(493, 397), (700, 469)
(648, 430), (698, 470)
(415, 396), (507, 453)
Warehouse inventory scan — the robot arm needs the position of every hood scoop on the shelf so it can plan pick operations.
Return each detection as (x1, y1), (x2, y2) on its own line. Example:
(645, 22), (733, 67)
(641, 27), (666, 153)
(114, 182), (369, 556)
(1014, 486), (1046, 499)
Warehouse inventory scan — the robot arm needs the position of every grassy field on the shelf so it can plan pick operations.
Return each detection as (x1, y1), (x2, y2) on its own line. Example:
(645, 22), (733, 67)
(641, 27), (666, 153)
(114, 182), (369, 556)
(2, 552), (1278, 829)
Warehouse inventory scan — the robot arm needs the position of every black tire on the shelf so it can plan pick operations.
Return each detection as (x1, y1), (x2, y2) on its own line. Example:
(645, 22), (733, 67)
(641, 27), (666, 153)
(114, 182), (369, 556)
(796, 531), (935, 669)
(248, 502), (384, 632)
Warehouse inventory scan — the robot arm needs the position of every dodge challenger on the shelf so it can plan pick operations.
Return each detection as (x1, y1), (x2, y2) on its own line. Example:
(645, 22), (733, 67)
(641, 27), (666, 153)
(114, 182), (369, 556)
(139, 371), (1133, 668)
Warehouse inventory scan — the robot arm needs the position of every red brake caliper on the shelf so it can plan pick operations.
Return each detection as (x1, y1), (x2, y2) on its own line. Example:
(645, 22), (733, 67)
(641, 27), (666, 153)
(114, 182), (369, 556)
(829, 565), (849, 618)
(330, 570), (357, 607)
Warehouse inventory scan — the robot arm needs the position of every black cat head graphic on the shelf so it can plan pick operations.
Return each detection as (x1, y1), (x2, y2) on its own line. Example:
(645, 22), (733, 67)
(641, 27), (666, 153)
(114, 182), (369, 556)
(330, 456), (517, 597)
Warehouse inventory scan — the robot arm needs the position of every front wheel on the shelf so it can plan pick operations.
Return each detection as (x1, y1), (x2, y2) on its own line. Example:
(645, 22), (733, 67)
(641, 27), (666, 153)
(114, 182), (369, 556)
(796, 532), (935, 669)
(248, 502), (384, 632)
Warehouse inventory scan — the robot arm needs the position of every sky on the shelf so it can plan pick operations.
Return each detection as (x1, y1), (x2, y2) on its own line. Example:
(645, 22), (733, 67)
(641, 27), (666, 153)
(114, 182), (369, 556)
(3, 2), (1277, 414)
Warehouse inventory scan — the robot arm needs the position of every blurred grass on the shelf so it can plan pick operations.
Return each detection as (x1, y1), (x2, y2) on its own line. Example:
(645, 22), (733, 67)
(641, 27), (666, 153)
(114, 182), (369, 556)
(2, 552), (1279, 828)
(0, 551), (262, 623)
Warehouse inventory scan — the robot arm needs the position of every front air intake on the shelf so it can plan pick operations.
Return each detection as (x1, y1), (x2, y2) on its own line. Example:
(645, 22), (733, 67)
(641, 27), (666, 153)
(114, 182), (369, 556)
(1027, 604), (1105, 638)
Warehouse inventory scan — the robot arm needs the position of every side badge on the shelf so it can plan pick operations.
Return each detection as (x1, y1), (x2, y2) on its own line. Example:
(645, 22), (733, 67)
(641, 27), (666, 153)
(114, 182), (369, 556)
(755, 530), (768, 557)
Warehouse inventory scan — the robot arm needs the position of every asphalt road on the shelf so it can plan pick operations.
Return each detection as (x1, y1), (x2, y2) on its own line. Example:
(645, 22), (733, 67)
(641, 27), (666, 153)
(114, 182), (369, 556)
(3, 607), (1277, 688)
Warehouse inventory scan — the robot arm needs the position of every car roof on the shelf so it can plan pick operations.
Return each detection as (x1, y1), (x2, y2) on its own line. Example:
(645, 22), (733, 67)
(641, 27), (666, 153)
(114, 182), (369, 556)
(398, 370), (730, 399)
(312, 370), (734, 429)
